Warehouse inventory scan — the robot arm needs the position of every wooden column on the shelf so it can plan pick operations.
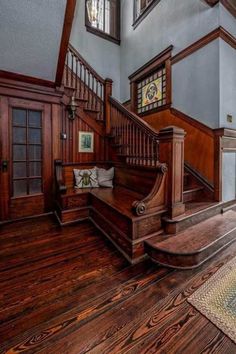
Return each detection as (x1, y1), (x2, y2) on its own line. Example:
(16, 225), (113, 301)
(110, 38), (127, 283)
(214, 132), (222, 202)
(159, 126), (185, 218)
(104, 78), (113, 134)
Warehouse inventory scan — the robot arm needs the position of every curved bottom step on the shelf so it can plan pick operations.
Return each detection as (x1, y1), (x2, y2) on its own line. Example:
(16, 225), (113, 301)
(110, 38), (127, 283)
(145, 210), (236, 269)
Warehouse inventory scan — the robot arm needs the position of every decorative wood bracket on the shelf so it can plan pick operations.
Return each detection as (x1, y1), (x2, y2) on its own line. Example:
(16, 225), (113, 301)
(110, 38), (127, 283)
(55, 160), (67, 194)
(132, 163), (168, 216)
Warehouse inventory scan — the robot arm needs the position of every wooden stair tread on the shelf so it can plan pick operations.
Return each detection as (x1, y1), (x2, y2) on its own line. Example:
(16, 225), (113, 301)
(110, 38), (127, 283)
(91, 186), (144, 218)
(164, 201), (220, 223)
(147, 210), (236, 254)
(183, 185), (204, 193)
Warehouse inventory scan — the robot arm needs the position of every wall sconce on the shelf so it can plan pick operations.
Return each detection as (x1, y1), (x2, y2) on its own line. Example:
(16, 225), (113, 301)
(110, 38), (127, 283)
(67, 96), (77, 120)
(86, 0), (99, 23)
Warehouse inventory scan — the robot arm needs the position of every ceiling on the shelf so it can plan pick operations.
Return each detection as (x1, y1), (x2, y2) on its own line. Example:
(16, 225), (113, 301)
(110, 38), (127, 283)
(0, 0), (67, 83)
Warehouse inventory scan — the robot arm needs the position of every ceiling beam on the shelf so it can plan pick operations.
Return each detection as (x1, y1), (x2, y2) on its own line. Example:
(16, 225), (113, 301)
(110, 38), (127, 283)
(55, 0), (77, 87)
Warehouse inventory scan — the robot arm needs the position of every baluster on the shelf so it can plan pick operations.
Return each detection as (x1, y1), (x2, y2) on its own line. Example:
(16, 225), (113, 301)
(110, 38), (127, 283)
(147, 135), (150, 166)
(139, 129), (142, 166)
(92, 77), (95, 110)
(143, 133), (146, 166)
(100, 83), (103, 120)
(84, 67), (87, 101)
(88, 71), (91, 109)
(71, 52), (74, 88)
(151, 138), (154, 166)
(125, 117), (128, 158)
(75, 58), (78, 92)
(66, 51), (69, 86)
(95, 80), (98, 111)
(79, 61), (82, 98)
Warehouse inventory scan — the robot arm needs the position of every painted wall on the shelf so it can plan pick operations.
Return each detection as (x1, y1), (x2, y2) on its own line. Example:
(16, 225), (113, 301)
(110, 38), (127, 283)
(172, 40), (220, 128)
(0, 0), (66, 81)
(219, 39), (236, 128)
(70, 0), (121, 98)
(120, 0), (220, 102)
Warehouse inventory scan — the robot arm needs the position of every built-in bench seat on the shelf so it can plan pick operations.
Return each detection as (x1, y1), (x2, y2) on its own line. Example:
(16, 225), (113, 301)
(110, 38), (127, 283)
(54, 160), (168, 264)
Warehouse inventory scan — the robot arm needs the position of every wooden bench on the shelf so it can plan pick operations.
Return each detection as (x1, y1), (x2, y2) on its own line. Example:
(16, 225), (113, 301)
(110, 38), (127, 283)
(54, 160), (168, 264)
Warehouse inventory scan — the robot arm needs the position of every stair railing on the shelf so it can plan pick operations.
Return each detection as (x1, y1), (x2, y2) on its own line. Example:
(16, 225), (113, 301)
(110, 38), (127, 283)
(109, 97), (160, 167)
(64, 44), (111, 122)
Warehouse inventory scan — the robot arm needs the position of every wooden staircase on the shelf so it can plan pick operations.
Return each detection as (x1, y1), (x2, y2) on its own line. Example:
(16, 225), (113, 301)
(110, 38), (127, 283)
(57, 44), (236, 269)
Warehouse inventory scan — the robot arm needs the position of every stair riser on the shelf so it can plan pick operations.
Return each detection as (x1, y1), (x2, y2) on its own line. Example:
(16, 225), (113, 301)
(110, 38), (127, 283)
(163, 203), (228, 234)
(145, 229), (236, 269)
(90, 209), (146, 264)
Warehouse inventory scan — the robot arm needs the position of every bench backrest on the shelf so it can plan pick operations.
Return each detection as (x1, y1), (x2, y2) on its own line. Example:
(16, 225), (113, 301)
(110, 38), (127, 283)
(60, 162), (157, 196)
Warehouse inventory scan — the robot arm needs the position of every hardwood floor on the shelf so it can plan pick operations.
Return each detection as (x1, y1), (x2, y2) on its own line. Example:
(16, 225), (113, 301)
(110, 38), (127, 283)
(0, 215), (236, 354)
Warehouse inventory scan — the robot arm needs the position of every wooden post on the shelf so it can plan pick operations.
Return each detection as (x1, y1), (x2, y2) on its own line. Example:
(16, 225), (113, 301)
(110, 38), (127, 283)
(104, 78), (113, 135)
(130, 81), (137, 113)
(159, 126), (185, 218)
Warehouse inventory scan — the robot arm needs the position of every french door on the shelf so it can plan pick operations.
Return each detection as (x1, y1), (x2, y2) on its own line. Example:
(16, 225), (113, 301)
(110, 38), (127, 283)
(0, 97), (52, 221)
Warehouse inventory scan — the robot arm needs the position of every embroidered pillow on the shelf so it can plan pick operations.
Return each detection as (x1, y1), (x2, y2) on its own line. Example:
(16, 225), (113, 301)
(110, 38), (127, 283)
(73, 168), (99, 188)
(97, 167), (114, 188)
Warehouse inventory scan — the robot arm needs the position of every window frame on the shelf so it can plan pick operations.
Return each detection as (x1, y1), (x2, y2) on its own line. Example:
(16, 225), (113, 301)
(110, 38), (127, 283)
(85, 0), (120, 45)
(129, 46), (173, 116)
(133, 0), (161, 29)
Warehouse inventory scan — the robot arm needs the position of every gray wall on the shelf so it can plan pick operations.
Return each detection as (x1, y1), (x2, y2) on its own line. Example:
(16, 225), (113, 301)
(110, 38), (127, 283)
(70, 0), (121, 98)
(120, 0), (219, 102)
(0, 0), (66, 81)
(220, 39), (236, 128)
(172, 40), (220, 128)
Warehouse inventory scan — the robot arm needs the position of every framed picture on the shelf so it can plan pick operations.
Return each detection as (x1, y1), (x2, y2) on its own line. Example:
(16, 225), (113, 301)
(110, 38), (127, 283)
(78, 131), (94, 153)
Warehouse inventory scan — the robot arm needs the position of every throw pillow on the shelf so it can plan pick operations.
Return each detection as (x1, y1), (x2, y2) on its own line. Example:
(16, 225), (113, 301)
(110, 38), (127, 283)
(97, 167), (114, 188)
(74, 168), (99, 188)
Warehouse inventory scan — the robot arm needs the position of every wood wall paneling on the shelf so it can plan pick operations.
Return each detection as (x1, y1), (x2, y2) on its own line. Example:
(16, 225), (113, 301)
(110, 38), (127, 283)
(144, 109), (215, 185)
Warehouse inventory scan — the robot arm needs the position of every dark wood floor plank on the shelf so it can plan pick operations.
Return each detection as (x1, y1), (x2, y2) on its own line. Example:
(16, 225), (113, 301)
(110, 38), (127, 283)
(1, 265), (170, 353)
(87, 242), (236, 354)
(1, 216), (236, 354)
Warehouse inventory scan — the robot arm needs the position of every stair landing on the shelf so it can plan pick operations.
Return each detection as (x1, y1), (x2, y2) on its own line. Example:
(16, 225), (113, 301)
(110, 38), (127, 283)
(145, 209), (236, 269)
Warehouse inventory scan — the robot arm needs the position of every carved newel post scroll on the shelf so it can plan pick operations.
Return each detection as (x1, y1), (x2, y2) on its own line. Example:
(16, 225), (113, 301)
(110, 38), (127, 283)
(159, 126), (186, 219)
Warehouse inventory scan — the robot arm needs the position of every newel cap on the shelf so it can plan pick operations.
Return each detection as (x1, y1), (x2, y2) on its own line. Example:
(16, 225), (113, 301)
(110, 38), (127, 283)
(159, 126), (186, 139)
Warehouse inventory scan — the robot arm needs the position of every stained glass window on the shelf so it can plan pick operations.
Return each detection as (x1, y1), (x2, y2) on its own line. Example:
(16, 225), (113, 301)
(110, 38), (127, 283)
(137, 66), (166, 114)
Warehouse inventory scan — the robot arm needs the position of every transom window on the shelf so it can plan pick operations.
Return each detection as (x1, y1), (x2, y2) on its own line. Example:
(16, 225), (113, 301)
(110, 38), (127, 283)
(85, 0), (120, 44)
(12, 108), (43, 197)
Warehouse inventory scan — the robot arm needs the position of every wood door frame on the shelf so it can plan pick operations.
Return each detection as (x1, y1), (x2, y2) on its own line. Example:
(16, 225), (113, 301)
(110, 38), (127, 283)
(0, 97), (52, 221)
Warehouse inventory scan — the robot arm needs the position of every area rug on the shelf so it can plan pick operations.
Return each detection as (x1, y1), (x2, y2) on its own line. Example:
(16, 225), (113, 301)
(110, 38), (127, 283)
(188, 256), (236, 343)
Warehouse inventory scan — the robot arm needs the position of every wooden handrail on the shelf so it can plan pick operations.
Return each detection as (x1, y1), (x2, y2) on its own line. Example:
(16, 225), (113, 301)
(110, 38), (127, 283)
(109, 96), (160, 167)
(63, 44), (111, 121)
(109, 97), (159, 138)
(68, 44), (105, 84)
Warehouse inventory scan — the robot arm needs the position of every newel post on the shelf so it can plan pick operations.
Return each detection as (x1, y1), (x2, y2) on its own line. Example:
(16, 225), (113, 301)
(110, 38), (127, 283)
(159, 126), (186, 218)
(104, 78), (113, 134)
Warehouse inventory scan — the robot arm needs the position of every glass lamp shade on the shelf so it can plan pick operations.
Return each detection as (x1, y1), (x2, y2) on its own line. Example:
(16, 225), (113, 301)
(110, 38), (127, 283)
(86, 0), (99, 23)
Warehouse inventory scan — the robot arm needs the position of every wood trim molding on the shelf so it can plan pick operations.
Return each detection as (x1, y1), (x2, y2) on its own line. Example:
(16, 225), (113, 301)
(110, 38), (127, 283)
(221, 0), (236, 18)
(205, 0), (236, 18)
(129, 46), (173, 82)
(170, 108), (214, 137)
(219, 26), (236, 50)
(0, 70), (55, 88)
(204, 0), (219, 6)
(55, 0), (77, 87)
(172, 26), (236, 65)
